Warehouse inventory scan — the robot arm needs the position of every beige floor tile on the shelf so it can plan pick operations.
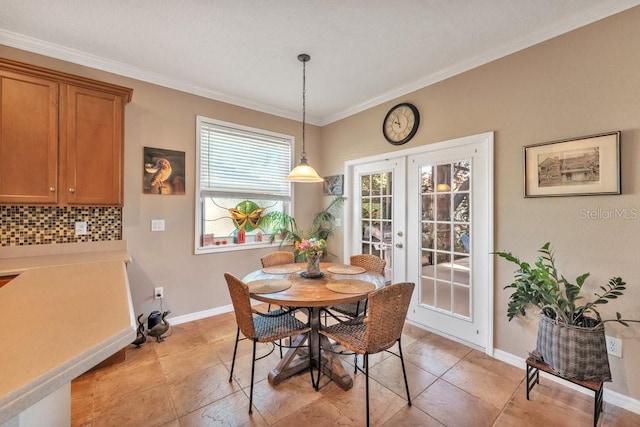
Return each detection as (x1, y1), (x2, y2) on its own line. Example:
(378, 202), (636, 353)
(122, 338), (158, 363)
(441, 357), (521, 409)
(419, 331), (474, 359)
(317, 372), (409, 426)
(70, 394), (94, 427)
(153, 322), (209, 358)
(402, 322), (430, 340)
(601, 403), (640, 426)
(90, 383), (176, 427)
(278, 397), (360, 426)
(93, 359), (166, 404)
(494, 382), (593, 427)
(463, 349), (525, 382)
(159, 341), (221, 383)
(72, 313), (640, 426)
(382, 405), (445, 427)
(195, 313), (239, 342)
(179, 390), (268, 426)
(369, 352), (437, 400)
(169, 362), (240, 417)
(226, 345), (289, 389)
(412, 379), (502, 426)
(402, 340), (463, 377)
(250, 373), (321, 424)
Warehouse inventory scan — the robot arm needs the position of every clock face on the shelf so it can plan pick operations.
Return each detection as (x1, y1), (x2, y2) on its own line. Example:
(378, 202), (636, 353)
(383, 103), (420, 145)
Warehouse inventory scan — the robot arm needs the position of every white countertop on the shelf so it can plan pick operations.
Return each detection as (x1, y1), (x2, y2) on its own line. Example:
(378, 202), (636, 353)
(0, 242), (135, 425)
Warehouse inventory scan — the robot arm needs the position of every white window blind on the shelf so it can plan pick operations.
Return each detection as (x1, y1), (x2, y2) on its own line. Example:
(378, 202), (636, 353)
(198, 116), (292, 200)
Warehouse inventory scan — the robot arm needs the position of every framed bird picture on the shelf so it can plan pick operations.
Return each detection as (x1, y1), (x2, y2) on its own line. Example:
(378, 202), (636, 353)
(143, 147), (186, 195)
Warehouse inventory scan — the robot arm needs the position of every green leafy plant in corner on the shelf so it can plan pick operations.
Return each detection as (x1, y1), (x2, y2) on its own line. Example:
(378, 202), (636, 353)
(259, 196), (345, 261)
(494, 242), (638, 327)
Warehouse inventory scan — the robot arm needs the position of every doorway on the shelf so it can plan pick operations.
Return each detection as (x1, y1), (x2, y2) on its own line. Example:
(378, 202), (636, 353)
(344, 132), (493, 352)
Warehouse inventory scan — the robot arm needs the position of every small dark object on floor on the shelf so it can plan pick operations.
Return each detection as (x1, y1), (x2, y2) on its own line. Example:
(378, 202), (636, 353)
(132, 313), (146, 348)
(148, 310), (171, 342)
(148, 310), (162, 329)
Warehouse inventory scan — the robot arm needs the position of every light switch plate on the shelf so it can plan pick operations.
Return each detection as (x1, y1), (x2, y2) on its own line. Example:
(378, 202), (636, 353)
(75, 221), (87, 235)
(151, 219), (165, 232)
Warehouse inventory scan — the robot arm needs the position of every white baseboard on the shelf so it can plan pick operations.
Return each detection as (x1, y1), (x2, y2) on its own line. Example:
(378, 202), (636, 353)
(169, 305), (233, 325)
(492, 349), (640, 415)
(168, 300), (264, 326)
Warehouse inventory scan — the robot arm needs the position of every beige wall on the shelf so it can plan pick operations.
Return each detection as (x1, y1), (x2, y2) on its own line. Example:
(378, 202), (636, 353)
(2, 5), (639, 400)
(0, 44), (323, 319)
(322, 7), (640, 398)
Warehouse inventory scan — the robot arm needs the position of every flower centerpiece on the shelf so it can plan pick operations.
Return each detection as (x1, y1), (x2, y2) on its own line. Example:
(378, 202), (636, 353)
(296, 237), (326, 276)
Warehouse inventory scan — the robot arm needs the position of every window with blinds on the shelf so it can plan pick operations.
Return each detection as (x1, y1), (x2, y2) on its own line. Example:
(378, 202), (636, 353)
(195, 116), (293, 253)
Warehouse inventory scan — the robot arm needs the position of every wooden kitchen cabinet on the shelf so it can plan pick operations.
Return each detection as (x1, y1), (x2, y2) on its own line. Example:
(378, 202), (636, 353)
(0, 70), (59, 204)
(0, 58), (132, 206)
(61, 85), (125, 205)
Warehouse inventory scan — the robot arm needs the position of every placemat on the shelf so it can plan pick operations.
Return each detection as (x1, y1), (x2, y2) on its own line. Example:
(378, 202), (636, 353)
(262, 264), (301, 274)
(326, 279), (376, 294)
(327, 265), (366, 275)
(248, 279), (292, 294)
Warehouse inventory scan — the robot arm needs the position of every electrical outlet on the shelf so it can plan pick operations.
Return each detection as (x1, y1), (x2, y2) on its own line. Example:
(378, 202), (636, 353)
(154, 287), (164, 300)
(75, 221), (87, 235)
(606, 335), (622, 357)
(151, 219), (165, 232)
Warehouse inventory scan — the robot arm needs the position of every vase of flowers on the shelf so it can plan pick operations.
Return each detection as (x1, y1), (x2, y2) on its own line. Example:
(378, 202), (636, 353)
(296, 237), (326, 276)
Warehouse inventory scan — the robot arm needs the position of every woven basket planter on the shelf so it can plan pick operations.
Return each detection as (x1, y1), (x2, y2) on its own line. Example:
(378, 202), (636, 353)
(536, 314), (611, 382)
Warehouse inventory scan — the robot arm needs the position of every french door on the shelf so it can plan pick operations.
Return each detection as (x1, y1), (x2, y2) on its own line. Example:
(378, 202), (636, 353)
(346, 132), (493, 351)
(350, 159), (406, 284)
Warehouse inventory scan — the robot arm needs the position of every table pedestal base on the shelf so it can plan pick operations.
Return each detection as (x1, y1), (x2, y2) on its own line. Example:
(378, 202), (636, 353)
(267, 307), (354, 390)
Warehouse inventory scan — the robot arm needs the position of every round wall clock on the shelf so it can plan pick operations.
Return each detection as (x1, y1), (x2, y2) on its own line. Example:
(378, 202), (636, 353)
(382, 103), (420, 145)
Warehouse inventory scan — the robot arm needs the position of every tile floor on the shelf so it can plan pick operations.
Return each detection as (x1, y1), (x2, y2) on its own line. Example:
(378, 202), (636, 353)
(71, 308), (640, 426)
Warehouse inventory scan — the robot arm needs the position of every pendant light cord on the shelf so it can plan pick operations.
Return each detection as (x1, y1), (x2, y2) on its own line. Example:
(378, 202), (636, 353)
(301, 56), (307, 159)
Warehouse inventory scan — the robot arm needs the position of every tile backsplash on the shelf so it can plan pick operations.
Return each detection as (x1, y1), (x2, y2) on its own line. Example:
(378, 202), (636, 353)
(0, 206), (122, 246)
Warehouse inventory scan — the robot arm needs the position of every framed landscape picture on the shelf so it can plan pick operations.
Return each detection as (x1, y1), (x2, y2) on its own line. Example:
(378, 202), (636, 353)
(523, 131), (620, 197)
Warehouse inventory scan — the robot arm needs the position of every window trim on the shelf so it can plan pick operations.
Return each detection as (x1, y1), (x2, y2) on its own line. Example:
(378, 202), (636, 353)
(194, 115), (295, 254)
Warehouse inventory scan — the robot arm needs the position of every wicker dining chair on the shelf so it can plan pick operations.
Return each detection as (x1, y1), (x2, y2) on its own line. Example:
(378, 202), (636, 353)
(329, 254), (386, 319)
(260, 250), (295, 312)
(224, 273), (313, 414)
(317, 282), (414, 426)
(260, 251), (295, 267)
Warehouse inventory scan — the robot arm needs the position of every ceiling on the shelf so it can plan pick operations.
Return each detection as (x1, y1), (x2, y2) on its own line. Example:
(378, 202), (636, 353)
(0, 1), (638, 125)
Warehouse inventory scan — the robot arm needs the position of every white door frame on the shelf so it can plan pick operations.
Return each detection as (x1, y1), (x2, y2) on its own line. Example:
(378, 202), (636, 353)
(343, 131), (494, 355)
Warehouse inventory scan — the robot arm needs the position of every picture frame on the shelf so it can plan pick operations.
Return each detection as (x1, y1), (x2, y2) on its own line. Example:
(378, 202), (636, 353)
(323, 174), (344, 196)
(523, 131), (620, 197)
(143, 147), (186, 195)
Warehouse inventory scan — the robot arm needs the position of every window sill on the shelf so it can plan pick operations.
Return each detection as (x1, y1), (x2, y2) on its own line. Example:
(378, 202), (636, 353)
(195, 241), (291, 255)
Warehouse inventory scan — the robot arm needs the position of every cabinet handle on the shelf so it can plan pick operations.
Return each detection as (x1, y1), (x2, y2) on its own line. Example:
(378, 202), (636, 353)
(68, 188), (75, 193)
(49, 187), (56, 192)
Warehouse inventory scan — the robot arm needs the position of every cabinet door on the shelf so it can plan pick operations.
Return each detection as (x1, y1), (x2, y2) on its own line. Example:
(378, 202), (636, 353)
(61, 85), (124, 205)
(0, 71), (58, 204)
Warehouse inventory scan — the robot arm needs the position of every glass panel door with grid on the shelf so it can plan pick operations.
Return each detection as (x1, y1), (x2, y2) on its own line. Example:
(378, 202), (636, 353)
(352, 159), (405, 283)
(406, 136), (492, 350)
(419, 161), (471, 317)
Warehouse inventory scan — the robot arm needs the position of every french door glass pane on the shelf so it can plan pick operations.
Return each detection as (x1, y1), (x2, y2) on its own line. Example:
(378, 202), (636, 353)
(360, 171), (392, 283)
(419, 159), (472, 319)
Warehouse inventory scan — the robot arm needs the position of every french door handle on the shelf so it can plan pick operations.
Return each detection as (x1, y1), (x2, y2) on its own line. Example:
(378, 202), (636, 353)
(395, 243), (403, 249)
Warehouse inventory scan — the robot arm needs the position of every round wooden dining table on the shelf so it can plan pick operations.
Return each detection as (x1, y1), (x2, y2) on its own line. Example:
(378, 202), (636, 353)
(242, 262), (385, 390)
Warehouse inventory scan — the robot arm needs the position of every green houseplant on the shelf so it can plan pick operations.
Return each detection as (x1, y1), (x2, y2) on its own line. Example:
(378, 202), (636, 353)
(494, 242), (637, 381)
(259, 196), (344, 261)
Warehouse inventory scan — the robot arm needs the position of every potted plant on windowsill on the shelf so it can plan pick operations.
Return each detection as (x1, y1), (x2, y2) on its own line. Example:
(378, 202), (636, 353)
(259, 196), (344, 261)
(494, 242), (638, 382)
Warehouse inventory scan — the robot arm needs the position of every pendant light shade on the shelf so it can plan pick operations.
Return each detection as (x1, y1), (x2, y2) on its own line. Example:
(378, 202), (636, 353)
(285, 53), (323, 183)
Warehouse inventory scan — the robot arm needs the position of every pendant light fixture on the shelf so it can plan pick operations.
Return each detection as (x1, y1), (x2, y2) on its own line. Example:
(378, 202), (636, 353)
(285, 53), (323, 183)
